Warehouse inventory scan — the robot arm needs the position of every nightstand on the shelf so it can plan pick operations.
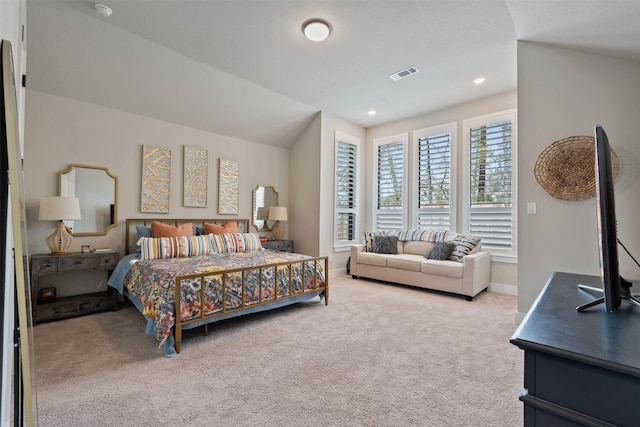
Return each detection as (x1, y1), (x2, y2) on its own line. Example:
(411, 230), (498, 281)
(262, 240), (294, 253)
(31, 251), (119, 323)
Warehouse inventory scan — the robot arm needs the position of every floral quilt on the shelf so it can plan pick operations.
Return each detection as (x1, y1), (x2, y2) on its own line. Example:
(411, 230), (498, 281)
(124, 250), (325, 347)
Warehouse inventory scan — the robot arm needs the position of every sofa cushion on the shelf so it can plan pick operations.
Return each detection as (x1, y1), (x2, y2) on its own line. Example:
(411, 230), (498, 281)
(357, 252), (388, 267)
(421, 259), (463, 278)
(426, 242), (456, 260)
(373, 235), (398, 254)
(387, 255), (422, 272)
(448, 235), (481, 262)
(403, 240), (433, 256)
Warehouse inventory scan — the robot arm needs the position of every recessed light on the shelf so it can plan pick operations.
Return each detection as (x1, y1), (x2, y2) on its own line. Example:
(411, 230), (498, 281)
(95, 4), (112, 17)
(302, 19), (332, 42)
(473, 77), (486, 85)
(368, 110), (377, 116)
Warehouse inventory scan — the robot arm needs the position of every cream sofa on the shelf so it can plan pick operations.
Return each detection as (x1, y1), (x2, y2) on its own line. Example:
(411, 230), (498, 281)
(350, 237), (491, 300)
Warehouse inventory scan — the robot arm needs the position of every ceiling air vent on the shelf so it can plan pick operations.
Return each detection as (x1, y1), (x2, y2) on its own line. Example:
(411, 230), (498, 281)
(389, 66), (419, 81)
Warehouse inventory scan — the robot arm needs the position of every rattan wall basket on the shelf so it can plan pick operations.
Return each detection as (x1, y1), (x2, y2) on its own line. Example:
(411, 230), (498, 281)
(534, 135), (620, 201)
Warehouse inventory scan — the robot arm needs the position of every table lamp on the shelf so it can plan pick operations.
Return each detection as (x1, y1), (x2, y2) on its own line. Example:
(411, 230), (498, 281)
(269, 206), (287, 241)
(39, 196), (81, 254)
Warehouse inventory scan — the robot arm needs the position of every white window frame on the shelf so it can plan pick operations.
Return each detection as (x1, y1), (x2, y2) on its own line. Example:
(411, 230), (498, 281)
(334, 131), (360, 251)
(462, 109), (517, 262)
(411, 122), (457, 231)
(372, 133), (408, 231)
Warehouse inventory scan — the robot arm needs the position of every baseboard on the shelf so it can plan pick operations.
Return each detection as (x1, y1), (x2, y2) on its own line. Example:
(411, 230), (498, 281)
(514, 311), (527, 325)
(329, 268), (347, 279)
(488, 282), (517, 296)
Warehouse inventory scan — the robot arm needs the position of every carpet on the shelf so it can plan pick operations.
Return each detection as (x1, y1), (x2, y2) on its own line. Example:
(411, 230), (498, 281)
(33, 275), (523, 426)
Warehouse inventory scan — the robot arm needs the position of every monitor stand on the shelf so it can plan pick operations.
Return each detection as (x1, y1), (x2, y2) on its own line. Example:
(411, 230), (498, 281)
(577, 277), (640, 311)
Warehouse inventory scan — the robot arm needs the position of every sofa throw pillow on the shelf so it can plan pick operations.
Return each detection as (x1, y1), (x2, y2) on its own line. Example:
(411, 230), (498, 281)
(426, 241), (456, 260)
(373, 235), (398, 254)
(448, 235), (481, 262)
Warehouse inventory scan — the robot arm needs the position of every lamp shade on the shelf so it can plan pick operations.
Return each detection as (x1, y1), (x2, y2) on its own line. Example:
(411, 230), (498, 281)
(268, 206), (288, 222)
(39, 196), (81, 221)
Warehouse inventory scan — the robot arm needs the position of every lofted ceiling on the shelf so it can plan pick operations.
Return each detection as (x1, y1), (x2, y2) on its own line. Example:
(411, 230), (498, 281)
(25, 1), (640, 148)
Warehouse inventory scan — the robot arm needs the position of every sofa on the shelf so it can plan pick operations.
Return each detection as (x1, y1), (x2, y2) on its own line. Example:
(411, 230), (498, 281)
(350, 230), (491, 300)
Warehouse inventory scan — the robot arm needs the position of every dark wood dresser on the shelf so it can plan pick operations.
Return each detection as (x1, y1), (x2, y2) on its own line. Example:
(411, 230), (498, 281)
(510, 272), (640, 426)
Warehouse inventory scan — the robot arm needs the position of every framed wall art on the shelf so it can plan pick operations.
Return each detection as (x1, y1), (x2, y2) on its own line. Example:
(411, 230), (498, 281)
(183, 145), (208, 207)
(141, 145), (171, 213)
(218, 158), (239, 214)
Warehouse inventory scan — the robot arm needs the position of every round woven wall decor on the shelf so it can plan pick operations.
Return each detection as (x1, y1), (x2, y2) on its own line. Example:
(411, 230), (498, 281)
(534, 135), (620, 201)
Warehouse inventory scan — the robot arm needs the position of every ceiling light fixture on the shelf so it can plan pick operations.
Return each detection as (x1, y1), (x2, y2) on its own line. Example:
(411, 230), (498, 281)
(302, 19), (332, 42)
(95, 4), (113, 18)
(473, 77), (486, 85)
(368, 110), (377, 116)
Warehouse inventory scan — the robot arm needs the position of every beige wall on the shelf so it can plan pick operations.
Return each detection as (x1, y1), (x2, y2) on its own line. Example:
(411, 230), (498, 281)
(365, 91), (519, 292)
(24, 90), (290, 270)
(517, 41), (640, 316)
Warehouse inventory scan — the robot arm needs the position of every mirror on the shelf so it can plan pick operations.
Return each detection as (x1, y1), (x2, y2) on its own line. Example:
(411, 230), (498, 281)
(252, 185), (278, 231)
(59, 164), (118, 236)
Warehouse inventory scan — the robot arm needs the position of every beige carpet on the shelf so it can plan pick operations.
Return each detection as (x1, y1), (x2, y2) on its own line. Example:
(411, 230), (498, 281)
(33, 275), (523, 426)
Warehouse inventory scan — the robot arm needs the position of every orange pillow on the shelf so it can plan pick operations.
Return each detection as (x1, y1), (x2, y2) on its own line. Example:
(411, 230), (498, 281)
(204, 220), (238, 235)
(151, 221), (194, 238)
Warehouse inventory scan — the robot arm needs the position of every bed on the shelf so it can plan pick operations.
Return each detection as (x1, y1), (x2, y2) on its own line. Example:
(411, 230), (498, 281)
(107, 218), (328, 357)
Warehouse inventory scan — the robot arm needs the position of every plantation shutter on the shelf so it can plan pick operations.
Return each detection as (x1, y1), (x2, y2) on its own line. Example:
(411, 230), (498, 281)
(336, 140), (357, 243)
(417, 132), (451, 230)
(376, 140), (404, 231)
(469, 120), (513, 251)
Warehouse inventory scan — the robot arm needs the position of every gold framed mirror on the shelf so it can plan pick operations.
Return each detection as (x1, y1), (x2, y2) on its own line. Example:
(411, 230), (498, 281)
(58, 164), (118, 236)
(252, 185), (278, 231)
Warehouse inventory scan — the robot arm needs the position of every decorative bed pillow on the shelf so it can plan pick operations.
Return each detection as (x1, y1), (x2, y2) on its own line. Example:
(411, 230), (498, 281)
(151, 221), (194, 238)
(210, 233), (262, 253)
(448, 235), (481, 262)
(135, 226), (152, 253)
(426, 242), (456, 260)
(204, 220), (239, 235)
(372, 235), (398, 254)
(137, 234), (213, 260)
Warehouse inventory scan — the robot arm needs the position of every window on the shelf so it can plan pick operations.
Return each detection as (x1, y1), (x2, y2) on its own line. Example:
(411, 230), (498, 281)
(413, 123), (456, 231)
(334, 132), (360, 248)
(374, 133), (408, 231)
(463, 109), (517, 258)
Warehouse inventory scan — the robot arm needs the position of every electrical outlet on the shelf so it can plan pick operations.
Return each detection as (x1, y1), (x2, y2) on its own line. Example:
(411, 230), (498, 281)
(527, 202), (537, 214)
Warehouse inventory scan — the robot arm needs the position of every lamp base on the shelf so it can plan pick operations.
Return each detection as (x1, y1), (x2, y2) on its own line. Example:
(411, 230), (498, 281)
(46, 221), (74, 254)
(272, 221), (284, 241)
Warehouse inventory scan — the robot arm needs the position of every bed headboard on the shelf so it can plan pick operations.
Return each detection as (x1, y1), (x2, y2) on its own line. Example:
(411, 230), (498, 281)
(124, 218), (251, 255)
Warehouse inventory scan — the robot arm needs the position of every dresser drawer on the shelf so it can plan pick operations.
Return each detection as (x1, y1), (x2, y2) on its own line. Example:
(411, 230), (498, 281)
(31, 256), (60, 275)
(62, 255), (97, 270)
(262, 240), (293, 252)
(97, 253), (118, 269)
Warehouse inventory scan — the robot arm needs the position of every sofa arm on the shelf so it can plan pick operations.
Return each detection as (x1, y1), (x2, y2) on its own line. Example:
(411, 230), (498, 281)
(350, 245), (365, 276)
(461, 251), (491, 298)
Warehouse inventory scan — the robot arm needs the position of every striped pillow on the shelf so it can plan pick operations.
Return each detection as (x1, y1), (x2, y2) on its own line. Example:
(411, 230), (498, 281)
(209, 233), (263, 253)
(448, 235), (481, 262)
(137, 235), (213, 260)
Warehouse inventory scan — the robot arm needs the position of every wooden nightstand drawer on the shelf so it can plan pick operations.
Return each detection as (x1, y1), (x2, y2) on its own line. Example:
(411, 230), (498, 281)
(62, 254), (97, 270)
(262, 240), (294, 253)
(31, 256), (60, 275)
(97, 253), (118, 269)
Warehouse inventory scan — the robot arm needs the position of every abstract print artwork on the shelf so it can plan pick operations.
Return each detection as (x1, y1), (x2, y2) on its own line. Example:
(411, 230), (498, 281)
(218, 158), (239, 214)
(183, 145), (208, 207)
(141, 145), (172, 213)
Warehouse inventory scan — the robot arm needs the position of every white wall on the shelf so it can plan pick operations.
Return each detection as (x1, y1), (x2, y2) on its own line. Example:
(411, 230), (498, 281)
(365, 92), (519, 291)
(24, 90), (291, 292)
(517, 41), (640, 316)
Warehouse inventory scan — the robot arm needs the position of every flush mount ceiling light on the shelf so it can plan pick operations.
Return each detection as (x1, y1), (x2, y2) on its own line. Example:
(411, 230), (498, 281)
(368, 110), (377, 116)
(95, 4), (112, 17)
(473, 77), (486, 85)
(302, 19), (332, 42)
